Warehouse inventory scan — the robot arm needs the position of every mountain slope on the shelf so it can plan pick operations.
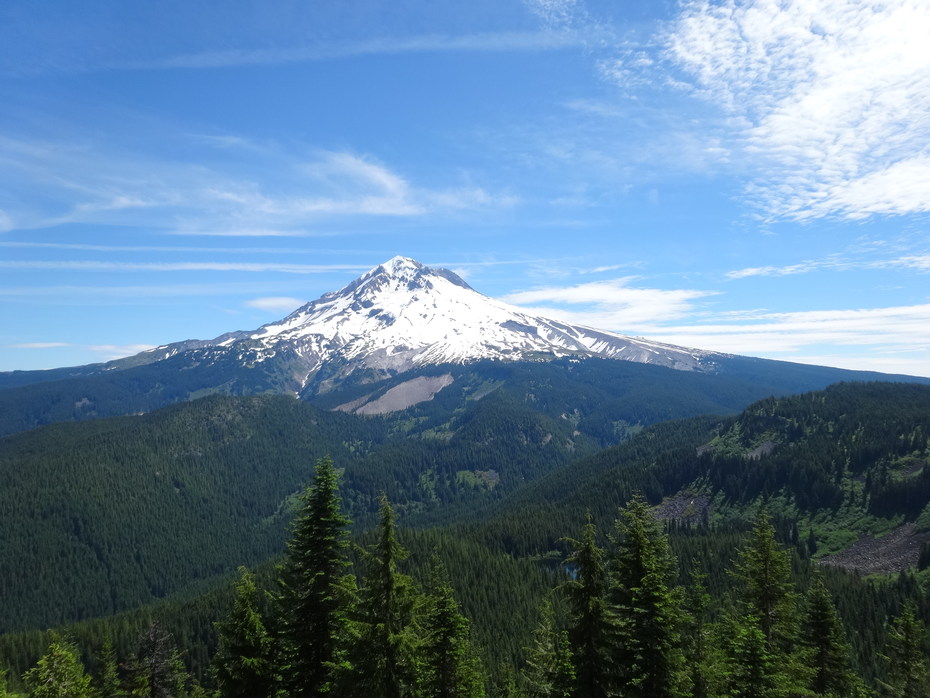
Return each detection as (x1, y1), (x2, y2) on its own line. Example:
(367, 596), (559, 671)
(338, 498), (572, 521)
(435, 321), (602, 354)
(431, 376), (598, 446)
(0, 256), (725, 396)
(0, 256), (926, 437)
(469, 381), (930, 566)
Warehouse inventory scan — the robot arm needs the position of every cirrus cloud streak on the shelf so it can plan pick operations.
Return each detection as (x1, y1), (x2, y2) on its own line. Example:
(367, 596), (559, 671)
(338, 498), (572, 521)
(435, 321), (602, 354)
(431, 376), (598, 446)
(501, 278), (930, 377)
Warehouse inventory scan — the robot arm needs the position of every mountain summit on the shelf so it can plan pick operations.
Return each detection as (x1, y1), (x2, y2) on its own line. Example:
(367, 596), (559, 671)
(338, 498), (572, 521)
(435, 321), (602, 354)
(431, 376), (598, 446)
(136, 255), (722, 394)
(2, 256), (926, 436)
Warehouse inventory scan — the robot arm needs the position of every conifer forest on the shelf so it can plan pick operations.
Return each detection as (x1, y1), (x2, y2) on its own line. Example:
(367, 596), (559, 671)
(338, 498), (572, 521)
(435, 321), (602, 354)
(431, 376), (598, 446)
(3, 380), (930, 696)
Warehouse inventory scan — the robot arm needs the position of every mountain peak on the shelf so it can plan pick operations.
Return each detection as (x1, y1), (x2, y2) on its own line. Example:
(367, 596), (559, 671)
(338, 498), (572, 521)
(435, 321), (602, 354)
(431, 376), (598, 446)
(339, 257), (472, 300)
(127, 255), (724, 396)
(380, 255), (423, 276)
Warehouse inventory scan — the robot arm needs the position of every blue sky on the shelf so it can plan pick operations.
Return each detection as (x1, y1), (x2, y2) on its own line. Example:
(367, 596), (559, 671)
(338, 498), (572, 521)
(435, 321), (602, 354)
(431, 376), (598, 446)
(1, 0), (929, 376)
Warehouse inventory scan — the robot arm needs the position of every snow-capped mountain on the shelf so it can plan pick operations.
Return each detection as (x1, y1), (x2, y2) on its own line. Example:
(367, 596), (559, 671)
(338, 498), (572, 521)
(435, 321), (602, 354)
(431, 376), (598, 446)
(3, 255), (927, 435)
(135, 256), (724, 394)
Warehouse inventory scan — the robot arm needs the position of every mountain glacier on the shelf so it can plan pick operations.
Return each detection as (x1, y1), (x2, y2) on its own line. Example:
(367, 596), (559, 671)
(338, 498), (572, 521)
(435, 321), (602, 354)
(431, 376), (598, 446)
(136, 256), (725, 393)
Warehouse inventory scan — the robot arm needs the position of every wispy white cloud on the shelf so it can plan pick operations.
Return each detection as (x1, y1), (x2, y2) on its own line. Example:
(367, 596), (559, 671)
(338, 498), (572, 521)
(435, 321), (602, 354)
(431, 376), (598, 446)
(523, 0), (585, 28)
(0, 137), (512, 235)
(244, 297), (306, 313)
(11, 342), (72, 349)
(584, 264), (637, 274)
(0, 282), (317, 299)
(150, 31), (586, 71)
(88, 343), (157, 360)
(664, 0), (930, 221)
(1, 0), (591, 78)
(165, 228), (315, 238)
(0, 261), (369, 274)
(727, 252), (930, 279)
(726, 260), (837, 280)
(500, 277), (930, 376)
(884, 255), (930, 272)
(645, 304), (930, 362)
(501, 277), (718, 327)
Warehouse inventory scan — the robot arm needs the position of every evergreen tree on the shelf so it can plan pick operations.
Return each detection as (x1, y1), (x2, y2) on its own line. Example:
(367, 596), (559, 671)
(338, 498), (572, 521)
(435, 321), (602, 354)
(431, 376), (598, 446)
(0, 669), (9, 698)
(727, 508), (808, 694)
(94, 639), (125, 698)
(682, 567), (711, 698)
(417, 558), (485, 698)
(561, 515), (618, 698)
(341, 495), (420, 698)
(880, 601), (930, 698)
(128, 622), (188, 698)
(276, 455), (352, 698)
(214, 567), (275, 698)
(22, 637), (93, 698)
(802, 574), (861, 696)
(730, 508), (796, 649)
(522, 600), (574, 698)
(610, 494), (688, 698)
(720, 612), (777, 698)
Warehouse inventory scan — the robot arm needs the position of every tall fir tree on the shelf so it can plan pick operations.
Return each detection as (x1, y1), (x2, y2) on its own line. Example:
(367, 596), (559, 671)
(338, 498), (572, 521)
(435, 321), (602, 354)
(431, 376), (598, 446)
(880, 601), (930, 698)
(276, 455), (352, 698)
(340, 495), (420, 698)
(214, 566), (276, 698)
(682, 566), (712, 698)
(561, 514), (619, 698)
(727, 508), (808, 695)
(802, 574), (862, 697)
(417, 558), (485, 698)
(730, 508), (798, 649)
(22, 637), (93, 698)
(610, 494), (688, 698)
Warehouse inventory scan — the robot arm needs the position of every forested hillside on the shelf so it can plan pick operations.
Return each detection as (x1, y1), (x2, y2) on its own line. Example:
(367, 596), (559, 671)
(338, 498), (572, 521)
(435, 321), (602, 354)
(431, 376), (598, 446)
(1, 356), (839, 634)
(3, 381), (930, 696)
(2, 351), (926, 438)
(0, 387), (593, 634)
(4, 454), (930, 696)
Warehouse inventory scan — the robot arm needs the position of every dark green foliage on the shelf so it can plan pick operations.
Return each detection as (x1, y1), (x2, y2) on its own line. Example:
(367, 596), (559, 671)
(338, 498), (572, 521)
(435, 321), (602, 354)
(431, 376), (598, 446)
(726, 509), (810, 694)
(340, 496), (420, 698)
(611, 494), (688, 698)
(682, 567), (711, 698)
(417, 559), (485, 698)
(562, 516), (618, 698)
(213, 567), (274, 698)
(276, 456), (352, 698)
(0, 395), (385, 634)
(4, 381), (930, 697)
(730, 509), (797, 648)
(521, 600), (574, 698)
(880, 601), (930, 697)
(94, 639), (125, 698)
(802, 574), (861, 697)
(128, 622), (188, 698)
(704, 382), (930, 515)
(718, 613), (777, 698)
(0, 383), (598, 635)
